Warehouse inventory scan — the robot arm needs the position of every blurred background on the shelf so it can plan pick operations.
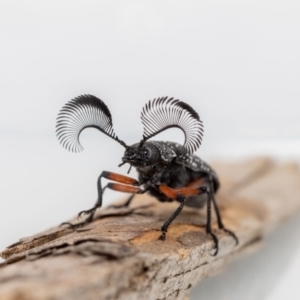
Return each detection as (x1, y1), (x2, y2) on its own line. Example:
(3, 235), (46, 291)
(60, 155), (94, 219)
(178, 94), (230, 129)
(0, 1), (299, 299)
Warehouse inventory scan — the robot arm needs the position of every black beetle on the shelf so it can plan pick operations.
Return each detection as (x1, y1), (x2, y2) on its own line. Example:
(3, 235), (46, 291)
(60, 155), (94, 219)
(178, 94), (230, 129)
(56, 95), (238, 255)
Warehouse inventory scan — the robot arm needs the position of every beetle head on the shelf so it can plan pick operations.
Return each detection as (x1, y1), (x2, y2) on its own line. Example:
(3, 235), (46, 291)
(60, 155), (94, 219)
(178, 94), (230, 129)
(122, 142), (160, 167)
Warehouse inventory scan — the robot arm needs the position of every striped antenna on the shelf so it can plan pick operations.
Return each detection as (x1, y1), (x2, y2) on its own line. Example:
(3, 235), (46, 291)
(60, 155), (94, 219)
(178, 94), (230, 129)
(140, 97), (204, 154)
(56, 95), (127, 152)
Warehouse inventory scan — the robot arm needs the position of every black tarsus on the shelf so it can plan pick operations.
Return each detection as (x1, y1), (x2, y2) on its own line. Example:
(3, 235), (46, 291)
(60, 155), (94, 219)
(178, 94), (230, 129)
(77, 172), (108, 220)
(61, 172), (108, 229)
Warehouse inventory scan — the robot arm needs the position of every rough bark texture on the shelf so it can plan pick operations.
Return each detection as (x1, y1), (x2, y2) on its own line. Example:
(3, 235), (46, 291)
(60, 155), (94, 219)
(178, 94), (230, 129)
(1, 158), (300, 300)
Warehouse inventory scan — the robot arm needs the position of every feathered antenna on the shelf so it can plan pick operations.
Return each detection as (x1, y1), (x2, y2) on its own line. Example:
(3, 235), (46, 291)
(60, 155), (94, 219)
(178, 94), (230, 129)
(56, 95), (127, 152)
(140, 97), (204, 154)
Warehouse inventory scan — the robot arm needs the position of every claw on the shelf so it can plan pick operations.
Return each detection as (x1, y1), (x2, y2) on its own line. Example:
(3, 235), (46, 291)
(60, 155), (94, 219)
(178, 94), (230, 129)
(208, 232), (219, 256)
(60, 222), (74, 228)
(60, 222), (83, 230)
(78, 208), (95, 218)
(158, 231), (166, 241)
(212, 248), (218, 256)
(222, 228), (239, 245)
(78, 211), (87, 218)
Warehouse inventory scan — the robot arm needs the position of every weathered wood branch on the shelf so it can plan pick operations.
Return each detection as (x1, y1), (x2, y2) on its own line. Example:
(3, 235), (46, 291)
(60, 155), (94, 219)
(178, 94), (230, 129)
(1, 158), (300, 300)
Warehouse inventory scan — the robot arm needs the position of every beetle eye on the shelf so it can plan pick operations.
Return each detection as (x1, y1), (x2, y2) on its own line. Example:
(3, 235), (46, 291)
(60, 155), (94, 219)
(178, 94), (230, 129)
(144, 147), (151, 159)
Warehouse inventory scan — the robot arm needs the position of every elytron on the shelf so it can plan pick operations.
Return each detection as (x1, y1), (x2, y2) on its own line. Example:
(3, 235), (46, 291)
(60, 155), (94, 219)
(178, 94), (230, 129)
(56, 95), (238, 255)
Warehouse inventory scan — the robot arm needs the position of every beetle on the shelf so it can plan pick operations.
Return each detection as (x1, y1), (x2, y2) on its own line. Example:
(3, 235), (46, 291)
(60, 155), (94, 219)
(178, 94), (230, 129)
(56, 95), (238, 255)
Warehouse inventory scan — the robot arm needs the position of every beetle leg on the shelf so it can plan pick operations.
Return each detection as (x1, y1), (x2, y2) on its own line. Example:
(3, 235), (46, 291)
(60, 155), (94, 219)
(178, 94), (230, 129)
(158, 184), (220, 255)
(61, 171), (141, 229)
(178, 185), (219, 255)
(157, 185), (209, 240)
(107, 182), (150, 209)
(158, 185), (186, 240)
(99, 171), (140, 185)
(159, 198), (186, 240)
(203, 186), (219, 255)
(61, 185), (144, 230)
(105, 182), (143, 193)
(209, 181), (239, 246)
(77, 171), (140, 218)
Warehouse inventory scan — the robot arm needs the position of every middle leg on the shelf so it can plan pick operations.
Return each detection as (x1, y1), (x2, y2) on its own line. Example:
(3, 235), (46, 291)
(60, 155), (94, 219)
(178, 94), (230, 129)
(158, 185), (211, 241)
(158, 184), (221, 255)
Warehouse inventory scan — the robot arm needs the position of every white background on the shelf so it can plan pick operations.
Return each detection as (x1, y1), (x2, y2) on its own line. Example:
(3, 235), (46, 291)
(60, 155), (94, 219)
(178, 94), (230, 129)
(0, 1), (299, 299)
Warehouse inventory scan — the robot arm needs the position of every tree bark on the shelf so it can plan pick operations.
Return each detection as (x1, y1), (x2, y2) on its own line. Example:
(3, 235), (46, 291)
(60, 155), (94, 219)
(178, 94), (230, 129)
(1, 158), (300, 300)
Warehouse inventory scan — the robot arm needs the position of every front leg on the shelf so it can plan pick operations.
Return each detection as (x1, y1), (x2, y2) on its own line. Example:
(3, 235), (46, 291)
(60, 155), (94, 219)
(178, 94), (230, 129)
(107, 177), (149, 209)
(78, 172), (140, 216)
(62, 171), (141, 229)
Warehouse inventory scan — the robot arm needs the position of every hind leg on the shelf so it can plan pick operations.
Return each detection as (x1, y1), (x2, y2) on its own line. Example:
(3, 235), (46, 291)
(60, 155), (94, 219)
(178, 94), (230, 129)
(208, 178), (239, 246)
